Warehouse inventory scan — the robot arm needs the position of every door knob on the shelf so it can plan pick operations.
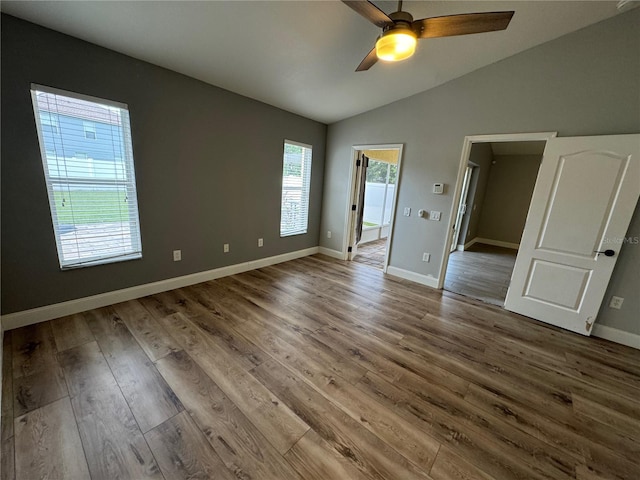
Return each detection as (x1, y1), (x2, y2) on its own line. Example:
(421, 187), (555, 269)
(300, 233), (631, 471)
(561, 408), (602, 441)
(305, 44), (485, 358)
(594, 249), (616, 257)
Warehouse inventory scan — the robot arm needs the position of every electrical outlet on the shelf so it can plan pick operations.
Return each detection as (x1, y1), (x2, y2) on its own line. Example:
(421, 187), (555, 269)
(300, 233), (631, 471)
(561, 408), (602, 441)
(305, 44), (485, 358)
(173, 250), (181, 261)
(223, 243), (230, 253)
(609, 296), (624, 309)
(258, 238), (263, 247)
(430, 211), (441, 221)
(422, 253), (430, 262)
(327, 231), (332, 239)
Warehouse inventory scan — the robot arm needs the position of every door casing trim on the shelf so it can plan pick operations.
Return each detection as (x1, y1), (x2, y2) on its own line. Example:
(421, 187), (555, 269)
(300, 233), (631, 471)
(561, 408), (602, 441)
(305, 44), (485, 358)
(343, 144), (404, 272)
(438, 132), (558, 289)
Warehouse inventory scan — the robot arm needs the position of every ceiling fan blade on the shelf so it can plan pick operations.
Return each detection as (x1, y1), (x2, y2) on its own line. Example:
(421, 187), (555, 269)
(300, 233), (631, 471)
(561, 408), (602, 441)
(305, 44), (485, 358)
(343, 1), (393, 28)
(412, 11), (514, 39)
(356, 47), (378, 72)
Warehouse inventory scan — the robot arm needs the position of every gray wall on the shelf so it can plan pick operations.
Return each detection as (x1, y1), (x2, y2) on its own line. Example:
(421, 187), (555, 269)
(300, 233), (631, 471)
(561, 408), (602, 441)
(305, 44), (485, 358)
(477, 154), (542, 245)
(1, 14), (327, 315)
(320, 9), (640, 334)
(459, 143), (493, 246)
(598, 201), (640, 335)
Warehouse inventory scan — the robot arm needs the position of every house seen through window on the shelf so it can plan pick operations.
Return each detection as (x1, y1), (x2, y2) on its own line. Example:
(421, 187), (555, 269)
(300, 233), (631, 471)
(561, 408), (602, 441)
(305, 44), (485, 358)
(280, 140), (312, 237)
(31, 84), (142, 269)
(83, 121), (96, 139)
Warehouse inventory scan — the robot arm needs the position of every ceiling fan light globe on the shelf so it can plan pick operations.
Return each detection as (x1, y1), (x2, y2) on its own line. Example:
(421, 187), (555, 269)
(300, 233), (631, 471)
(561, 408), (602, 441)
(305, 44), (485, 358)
(375, 31), (417, 62)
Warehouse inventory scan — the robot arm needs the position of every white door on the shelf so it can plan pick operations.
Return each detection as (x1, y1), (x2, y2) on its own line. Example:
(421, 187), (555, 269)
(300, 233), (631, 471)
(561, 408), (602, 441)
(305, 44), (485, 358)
(451, 166), (473, 252)
(505, 134), (640, 335)
(348, 153), (368, 260)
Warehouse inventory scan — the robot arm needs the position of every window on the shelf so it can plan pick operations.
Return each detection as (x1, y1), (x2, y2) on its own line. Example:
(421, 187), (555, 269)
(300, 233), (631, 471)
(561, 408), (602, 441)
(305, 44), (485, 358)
(41, 113), (59, 134)
(280, 140), (312, 236)
(83, 121), (96, 139)
(31, 84), (142, 269)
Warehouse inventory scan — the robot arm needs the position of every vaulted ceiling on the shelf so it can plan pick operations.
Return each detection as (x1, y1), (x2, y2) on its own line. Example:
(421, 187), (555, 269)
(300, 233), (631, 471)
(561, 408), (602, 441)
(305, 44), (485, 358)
(1, 1), (626, 124)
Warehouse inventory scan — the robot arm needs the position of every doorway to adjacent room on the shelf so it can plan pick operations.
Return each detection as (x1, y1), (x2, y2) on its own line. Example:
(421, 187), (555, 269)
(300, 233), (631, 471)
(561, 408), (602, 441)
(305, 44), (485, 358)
(344, 144), (403, 272)
(441, 134), (549, 306)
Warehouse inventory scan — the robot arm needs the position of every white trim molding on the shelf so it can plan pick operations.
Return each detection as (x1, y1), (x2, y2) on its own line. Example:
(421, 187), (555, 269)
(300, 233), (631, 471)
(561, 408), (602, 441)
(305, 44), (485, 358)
(592, 323), (640, 350)
(437, 131), (557, 289)
(463, 237), (478, 250)
(474, 238), (520, 250)
(386, 266), (439, 289)
(1, 247), (319, 331)
(318, 247), (345, 260)
(345, 143), (404, 272)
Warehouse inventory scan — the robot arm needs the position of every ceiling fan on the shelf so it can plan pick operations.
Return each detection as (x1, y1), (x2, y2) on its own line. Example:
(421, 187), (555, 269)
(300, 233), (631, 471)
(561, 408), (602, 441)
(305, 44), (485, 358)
(343, 0), (515, 71)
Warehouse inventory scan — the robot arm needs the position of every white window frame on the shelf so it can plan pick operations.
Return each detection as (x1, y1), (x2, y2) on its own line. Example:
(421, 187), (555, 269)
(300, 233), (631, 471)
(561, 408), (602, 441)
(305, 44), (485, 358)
(280, 140), (312, 237)
(31, 84), (142, 269)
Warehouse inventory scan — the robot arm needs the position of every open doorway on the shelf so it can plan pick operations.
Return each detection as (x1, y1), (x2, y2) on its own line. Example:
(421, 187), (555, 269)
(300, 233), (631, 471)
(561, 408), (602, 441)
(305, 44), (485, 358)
(440, 133), (555, 306)
(345, 144), (403, 272)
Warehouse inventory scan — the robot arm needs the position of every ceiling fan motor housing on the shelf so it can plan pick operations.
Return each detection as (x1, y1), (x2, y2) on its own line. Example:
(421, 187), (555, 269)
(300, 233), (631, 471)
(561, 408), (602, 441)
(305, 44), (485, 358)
(386, 10), (414, 32)
(377, 11), (418, 62)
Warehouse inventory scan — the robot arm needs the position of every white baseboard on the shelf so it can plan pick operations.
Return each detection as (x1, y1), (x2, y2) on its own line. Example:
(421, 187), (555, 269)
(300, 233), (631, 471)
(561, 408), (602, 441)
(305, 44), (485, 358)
(592, 323), (640, 350)
(474, 237), (520, 250)
(463, 238), (478, 250)
(1, 247), (319, 331)
(318, 247), (345, 260)
(386, 266), (439, 289)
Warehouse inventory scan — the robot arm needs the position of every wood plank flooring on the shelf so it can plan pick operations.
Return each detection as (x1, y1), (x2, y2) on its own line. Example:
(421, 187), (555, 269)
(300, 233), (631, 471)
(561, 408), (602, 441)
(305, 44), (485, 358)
(353, 238), (387, 270)
(1, 254), (639, 480)
(444, 243), (517, 306)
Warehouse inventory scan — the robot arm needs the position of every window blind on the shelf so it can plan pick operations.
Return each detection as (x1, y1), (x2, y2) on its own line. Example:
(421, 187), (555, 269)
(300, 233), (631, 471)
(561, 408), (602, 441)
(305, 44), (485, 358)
(280, 140), (312, 237)
(31, 84), (142, 269)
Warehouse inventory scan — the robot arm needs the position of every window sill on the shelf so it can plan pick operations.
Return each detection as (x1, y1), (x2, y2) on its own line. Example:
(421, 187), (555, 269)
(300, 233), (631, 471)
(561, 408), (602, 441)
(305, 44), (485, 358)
(60, 252), (142, 270)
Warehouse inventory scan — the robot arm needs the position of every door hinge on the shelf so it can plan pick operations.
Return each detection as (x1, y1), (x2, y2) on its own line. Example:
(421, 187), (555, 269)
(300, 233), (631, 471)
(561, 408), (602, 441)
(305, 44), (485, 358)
(348, 246), (353, 252)
(351, 204), (357, 211)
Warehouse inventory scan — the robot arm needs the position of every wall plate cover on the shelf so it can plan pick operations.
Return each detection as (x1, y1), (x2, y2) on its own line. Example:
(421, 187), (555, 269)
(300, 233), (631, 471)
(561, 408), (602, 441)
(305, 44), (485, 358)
(433, 183), (444, 194)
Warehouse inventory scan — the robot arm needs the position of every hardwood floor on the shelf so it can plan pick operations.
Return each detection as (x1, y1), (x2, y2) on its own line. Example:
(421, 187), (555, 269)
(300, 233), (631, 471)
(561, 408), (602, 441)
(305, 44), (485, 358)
(444, 243), (518, 306)
(353, 238), (387, 270)
(2, 254), (639, 480)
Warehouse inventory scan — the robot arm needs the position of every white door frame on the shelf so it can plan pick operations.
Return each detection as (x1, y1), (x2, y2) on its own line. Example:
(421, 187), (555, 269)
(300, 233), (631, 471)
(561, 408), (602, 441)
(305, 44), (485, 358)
(343, 143), (404, 273)
(437, 132), (557, 289)
(451, 165), (473, 253)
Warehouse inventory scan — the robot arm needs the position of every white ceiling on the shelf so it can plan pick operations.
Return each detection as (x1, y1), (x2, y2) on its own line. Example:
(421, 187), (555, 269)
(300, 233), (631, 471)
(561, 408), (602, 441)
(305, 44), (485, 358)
(1, 1), (624, 124)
